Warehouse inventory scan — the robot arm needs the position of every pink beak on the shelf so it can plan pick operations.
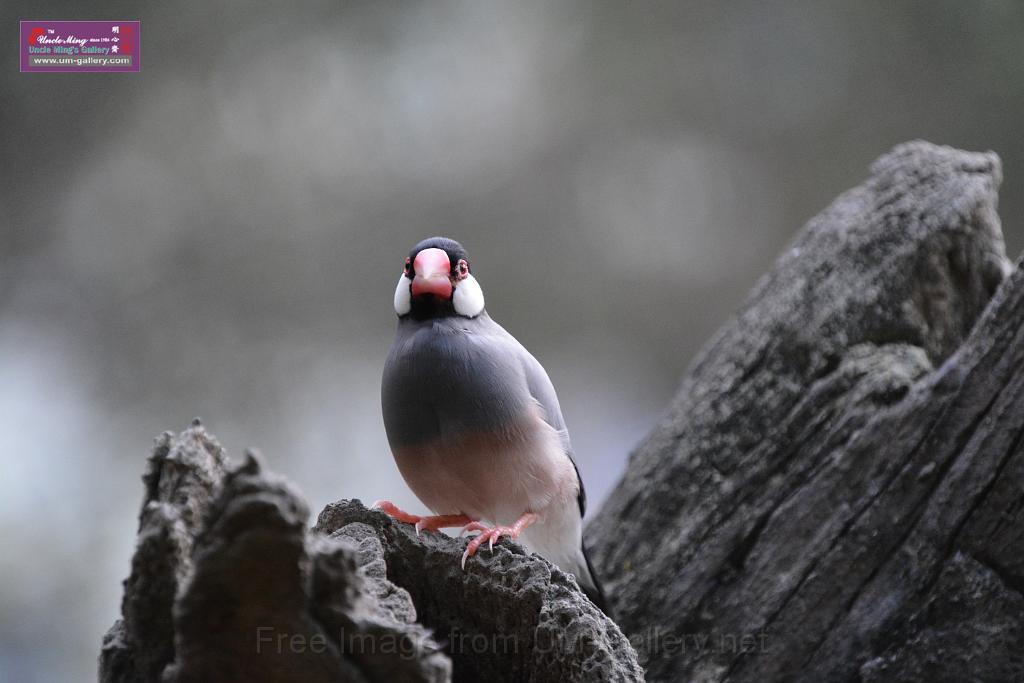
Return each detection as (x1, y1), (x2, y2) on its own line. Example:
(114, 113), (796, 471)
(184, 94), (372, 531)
(411, 248), (453, 299)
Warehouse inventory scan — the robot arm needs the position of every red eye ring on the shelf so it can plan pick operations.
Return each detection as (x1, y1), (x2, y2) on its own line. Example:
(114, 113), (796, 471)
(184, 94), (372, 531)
(403, 257), (413, 276)
(456, 259), (469, 280)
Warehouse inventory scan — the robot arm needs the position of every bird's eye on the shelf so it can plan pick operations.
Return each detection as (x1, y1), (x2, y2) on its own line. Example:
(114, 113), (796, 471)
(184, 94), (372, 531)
(456, 259), (469, 279)
(404, 257), (413, 277)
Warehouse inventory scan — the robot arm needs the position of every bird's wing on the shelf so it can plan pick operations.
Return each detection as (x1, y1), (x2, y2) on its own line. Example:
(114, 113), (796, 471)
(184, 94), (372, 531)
(513, 338), (588, 518)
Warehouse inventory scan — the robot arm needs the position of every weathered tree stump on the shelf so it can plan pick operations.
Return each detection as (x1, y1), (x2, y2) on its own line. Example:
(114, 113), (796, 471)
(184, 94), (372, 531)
(588, 141), (1023, 682)
(99, 422), (640, 682)
(100, 142), (1023, 682)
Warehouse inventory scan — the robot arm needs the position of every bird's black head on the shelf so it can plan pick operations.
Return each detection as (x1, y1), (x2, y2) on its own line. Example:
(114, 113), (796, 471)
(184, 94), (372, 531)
(393, 237), (485, 320)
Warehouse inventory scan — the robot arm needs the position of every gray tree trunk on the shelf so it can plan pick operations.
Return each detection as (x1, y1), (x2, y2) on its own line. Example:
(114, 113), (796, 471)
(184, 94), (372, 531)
(100, 142), (1023, 682)
(99, 425), (641, 683)
(587, 141), (1023, 682)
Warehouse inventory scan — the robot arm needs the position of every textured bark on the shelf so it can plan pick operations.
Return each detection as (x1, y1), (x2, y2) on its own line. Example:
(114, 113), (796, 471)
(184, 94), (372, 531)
(315, 501), (643, 682)
(101, 141), (1024, 682)
(587, 141), (1024, 682)
(99, 421), (639, 682)
(100, 422), (452, 683)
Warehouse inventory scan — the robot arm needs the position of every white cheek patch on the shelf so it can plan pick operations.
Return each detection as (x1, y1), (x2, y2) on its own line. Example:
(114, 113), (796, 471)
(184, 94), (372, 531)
(453, 273), (485, 317)
(393, 274), (412, 316)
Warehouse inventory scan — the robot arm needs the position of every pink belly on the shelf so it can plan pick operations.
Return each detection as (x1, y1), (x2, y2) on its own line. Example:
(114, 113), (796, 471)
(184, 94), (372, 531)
(391, 405), (577, 526)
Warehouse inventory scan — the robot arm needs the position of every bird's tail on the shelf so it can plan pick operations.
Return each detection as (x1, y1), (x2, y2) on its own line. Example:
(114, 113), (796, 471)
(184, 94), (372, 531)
(578, 543), (613, 619)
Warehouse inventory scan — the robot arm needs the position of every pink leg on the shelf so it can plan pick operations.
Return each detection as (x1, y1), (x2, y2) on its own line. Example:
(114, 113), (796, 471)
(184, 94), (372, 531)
(372, 500), (472, 535)
(414, 513), (474, 534)
(460, 512), (538, 569)
(372, 500), (420, 524)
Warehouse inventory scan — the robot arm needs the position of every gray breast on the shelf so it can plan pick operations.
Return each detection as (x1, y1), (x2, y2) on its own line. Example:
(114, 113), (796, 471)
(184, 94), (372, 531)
(381, 314), (533, 450)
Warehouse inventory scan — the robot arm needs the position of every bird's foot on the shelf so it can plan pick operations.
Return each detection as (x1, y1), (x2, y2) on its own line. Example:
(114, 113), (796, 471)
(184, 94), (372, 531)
(371, 500), (420, 524)
(414, 513), (473, 535)
(460, 512), (538, 570)
(371, 500), (471, 535)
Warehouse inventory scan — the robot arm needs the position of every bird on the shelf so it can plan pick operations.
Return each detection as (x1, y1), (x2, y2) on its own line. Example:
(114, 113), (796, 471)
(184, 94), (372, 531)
(375, 236), (609, 614)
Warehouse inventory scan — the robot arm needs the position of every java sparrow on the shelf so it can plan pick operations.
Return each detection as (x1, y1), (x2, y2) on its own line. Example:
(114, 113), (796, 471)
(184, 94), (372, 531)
(376, 236), (608, 613)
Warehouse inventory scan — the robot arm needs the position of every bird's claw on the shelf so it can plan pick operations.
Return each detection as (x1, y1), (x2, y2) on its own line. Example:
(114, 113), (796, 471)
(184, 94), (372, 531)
(459, 513), (538, 571)
(459, 521), (489, 537)
(374, 502), (472, 536)
(460, 528), (506, 569)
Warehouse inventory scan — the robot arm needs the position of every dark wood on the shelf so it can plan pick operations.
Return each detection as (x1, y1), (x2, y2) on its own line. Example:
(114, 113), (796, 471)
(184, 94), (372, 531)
(99, 422), (640, 682)
(587, 141), (1024, 682)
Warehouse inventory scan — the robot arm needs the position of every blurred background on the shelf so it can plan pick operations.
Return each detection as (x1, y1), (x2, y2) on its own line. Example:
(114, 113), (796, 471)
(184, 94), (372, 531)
(2, 1), (1024, 680)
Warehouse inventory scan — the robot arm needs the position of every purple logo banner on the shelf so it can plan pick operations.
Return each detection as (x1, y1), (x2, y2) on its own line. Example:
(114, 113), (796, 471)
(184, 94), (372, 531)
(20, 20), (140, 72)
